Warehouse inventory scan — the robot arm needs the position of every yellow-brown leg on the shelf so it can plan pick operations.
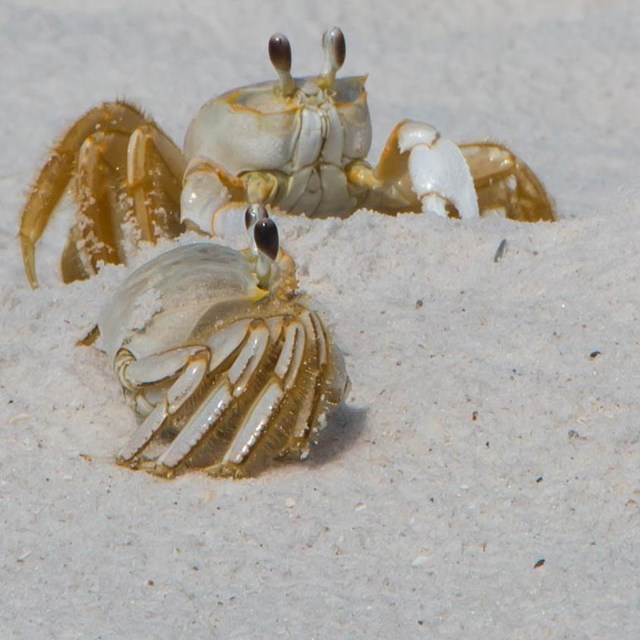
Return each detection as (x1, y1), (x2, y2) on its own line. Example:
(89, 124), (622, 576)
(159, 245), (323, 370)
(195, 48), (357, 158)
(460, 142), (555, 222)
(126, 123), (186, 243)
(19, 101), (186, 287)
(65, 130), (131, 281)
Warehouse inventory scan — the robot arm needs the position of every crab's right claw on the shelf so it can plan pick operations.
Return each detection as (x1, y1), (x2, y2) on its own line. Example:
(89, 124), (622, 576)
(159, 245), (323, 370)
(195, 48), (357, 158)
(362, 120), (479, 218)
(362, 120), (554, 222)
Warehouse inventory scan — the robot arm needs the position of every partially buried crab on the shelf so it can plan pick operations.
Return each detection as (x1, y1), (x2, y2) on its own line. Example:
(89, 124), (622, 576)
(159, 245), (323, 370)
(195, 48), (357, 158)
(97, 205), (348, 478)
(18, 27), (554, 477)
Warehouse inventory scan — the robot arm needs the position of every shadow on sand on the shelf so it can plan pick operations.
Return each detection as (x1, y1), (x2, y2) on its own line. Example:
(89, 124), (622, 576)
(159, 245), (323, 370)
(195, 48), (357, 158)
(308, 402), (368, 469)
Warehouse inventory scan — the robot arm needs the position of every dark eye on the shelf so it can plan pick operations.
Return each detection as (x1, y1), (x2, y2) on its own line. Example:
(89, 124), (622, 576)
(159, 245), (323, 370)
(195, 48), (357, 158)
(253, 218), (279, 261)
(327, 27), (345, 68)
(269, 33), (292, 73)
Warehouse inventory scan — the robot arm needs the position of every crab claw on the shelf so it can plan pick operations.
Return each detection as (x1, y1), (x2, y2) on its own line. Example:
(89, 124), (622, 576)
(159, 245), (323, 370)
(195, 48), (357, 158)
(397, 121), (479, 219)
(365, 120), (479, 218)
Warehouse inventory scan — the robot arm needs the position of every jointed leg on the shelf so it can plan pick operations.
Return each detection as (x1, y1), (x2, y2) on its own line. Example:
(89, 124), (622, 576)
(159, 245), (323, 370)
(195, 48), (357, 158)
(115, 308), (346, 479)
(460, 142), (555, 222)
(127, 123), (186, 241)
(20, 101), (186, 287)
(63, 130), (134, 282)
(115, 345), (211, 464)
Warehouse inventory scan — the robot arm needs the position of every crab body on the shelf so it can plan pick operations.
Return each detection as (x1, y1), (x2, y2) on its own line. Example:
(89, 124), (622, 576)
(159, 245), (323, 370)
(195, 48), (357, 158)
(184, 76), (372, 219)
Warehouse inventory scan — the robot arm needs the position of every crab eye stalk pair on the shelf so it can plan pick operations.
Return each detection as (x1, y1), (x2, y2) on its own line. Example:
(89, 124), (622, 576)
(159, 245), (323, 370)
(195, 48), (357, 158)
(269, 26), (346, 95)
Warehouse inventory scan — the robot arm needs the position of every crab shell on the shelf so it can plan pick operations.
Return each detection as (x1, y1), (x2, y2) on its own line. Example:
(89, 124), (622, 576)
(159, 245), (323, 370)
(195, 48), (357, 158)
(98, 242), (349, 478)
(183, 76), (372, 216)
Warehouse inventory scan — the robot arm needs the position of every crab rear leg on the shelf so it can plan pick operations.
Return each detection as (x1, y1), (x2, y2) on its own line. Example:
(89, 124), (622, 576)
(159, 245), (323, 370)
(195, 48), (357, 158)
(19, 100), (186, 287)
(459, 142), (555, 222)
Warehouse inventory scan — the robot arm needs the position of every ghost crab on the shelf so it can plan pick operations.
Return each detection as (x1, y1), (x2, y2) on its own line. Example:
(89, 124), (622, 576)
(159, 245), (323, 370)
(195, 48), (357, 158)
(18, 27), (554, 477)
(19, 26), (554, 288)
(97, 205), (348, 478)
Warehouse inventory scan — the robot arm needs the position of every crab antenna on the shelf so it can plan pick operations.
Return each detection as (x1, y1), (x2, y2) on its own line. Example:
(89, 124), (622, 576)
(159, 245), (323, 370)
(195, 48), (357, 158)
(320, 27), (345, 88)
(269, 33), (296, 96)
(253, 217), (279, 288)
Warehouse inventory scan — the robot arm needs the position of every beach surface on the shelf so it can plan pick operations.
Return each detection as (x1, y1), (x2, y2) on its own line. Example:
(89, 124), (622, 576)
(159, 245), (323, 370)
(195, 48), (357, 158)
(1, 1), (638, 637)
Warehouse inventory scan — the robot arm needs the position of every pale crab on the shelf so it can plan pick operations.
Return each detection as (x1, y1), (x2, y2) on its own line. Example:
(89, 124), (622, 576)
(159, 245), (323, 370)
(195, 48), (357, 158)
(96, 205), (348, 478)
(18, 27), (554, 477)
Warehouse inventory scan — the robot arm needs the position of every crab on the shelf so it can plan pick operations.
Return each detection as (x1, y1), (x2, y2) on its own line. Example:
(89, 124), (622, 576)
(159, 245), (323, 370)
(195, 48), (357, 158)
(19, 26), (554, 289)
(92, 204), (347, 478)
(17, 27), (555, 477)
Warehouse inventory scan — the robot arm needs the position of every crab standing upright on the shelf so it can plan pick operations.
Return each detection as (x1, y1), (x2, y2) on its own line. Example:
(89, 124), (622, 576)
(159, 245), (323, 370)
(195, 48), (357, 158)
(18, 28), (555, 478)
(20, 26), (554, 288)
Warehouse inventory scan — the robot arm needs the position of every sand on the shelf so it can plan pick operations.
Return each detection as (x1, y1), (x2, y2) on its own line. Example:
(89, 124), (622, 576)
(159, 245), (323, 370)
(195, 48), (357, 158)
(1, 1), (639, 637)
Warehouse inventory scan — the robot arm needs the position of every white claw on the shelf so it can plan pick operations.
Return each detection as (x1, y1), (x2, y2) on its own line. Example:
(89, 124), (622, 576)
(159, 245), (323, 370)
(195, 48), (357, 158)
(397, 122), (440, 151)
(180, 164), (231, 234)
(399, 121), (480, 219)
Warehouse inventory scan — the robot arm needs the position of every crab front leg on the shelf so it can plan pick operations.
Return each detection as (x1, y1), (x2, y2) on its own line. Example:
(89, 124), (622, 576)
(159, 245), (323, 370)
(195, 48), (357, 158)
(355, 120), (554, 222)
(115, 345), (212, 469)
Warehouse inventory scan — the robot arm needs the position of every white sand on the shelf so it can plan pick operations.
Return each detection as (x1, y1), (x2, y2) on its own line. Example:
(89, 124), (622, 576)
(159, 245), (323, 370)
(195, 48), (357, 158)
(1, 1), (639, 637)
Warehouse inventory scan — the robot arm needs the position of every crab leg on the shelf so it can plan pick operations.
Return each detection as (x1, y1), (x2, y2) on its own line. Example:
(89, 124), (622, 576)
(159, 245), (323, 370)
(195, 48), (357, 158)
(20, 102), (141, 286)
(20, 100), (186, 287)
(155, 379), (233, 471)
(207, 311), (343, 478)
(116, 347), (210, 462)
(137, 310), (342, 479)
(459, 142), (555, 222)
(64, 130), (134, 281)
(153, 319), (277, 477)
(126, 122), (186, 241)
